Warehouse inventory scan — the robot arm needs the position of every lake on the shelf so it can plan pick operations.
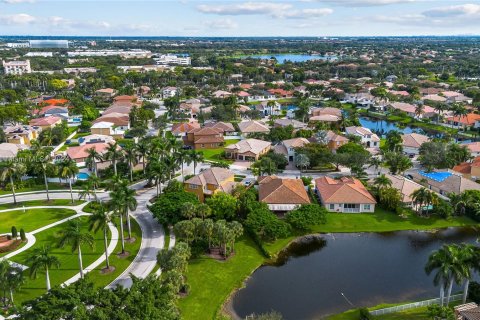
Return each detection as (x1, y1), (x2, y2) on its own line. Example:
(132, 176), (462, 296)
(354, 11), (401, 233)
(232, 228), (478, 320)
(244, 54), (337, 63)
(359, 117), (422, 136)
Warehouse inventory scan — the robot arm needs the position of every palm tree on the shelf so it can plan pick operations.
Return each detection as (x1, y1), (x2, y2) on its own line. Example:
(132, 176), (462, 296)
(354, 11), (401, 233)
(0, 260), (24, 307)
(86, 173), (100, 201)
(146, 159), (168, 196)
(58, 158), (79, 203)
(411, 187), (429, 215)
(25, 245), (61, 291)
(104, 142), (123, 176)
(425, 244), (453, 306)
(175, 149), (190, 181)
(88, 205), (113, 270)
(122, 185), (137, 240)
(449, 192), (471, 216)
(458, 244), (480, 304)
(414, 104), (425, 119)
(136, 138), (151, 175)
(0, 161), (26, 205)
(57, 220), (95, 279)
(79, 181), (95, 201)
(374, 174), (392, 191)
(294, 153), (310, 175)
(86, 147), (103, 176)
(188, 150), (204, 175)
(368, 157), (382, 176)
(123, 142), (138, 182)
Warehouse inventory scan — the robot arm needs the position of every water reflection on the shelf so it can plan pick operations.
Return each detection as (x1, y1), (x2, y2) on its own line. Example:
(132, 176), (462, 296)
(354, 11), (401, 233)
(232, 229), (478, 320)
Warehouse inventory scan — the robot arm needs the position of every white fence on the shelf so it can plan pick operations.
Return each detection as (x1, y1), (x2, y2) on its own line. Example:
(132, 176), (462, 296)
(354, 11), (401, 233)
(370, 294), (463, 316)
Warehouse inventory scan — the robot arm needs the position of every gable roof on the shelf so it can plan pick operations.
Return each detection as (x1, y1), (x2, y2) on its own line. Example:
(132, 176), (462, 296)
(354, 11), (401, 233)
(29, 116), (61, 127)
(66, 143), (110, 160)
(204, 121), (235, 133)
(384, 174), (424, 203)
(445, 113), (480, 125)
(274, 118), (307, 129)
(402, 133), (430, 149)
(258, 176), (310, 205)
(238, 120), (270, 134)
(225, 139), (271, 155)
(185, 167), (235, 193)
(172, 122), (200, 134)
(315, 176), (376, 204)
(409, 170), (480, 194)
(282, 138), (310, 149)
(93, 113), (130, 126)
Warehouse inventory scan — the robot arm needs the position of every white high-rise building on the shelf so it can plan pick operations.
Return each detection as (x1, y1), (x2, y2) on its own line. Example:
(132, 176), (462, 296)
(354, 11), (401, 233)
(2, 60), (32, 75)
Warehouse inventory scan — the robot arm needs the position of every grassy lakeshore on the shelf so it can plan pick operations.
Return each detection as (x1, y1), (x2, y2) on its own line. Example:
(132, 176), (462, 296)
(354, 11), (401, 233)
(178, 208), (478, 319)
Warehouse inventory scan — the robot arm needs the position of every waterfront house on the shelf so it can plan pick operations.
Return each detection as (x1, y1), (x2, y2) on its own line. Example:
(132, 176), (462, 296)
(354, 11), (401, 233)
(345, 126), (380, 148)
(401, 133), (430, 155)
(407, 170), (480, 196)
(258, 176), (310, 212)
(315, 176), (376, 213)
(184, 167), (236, 202)
(445, 113), (480, 130)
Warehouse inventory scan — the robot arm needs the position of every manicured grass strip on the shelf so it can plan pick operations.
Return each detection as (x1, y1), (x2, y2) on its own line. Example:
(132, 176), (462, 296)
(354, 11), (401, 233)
(178, 236), (264, 320)
(0, 208), (78, 234)
(264, 208), (479, 255)
(202, 139), (240, 163)
(0, 199), (83, 211)
(0, 183), (68, 195)
(87, 217), (142, 288)
(10, 216), (109, 305)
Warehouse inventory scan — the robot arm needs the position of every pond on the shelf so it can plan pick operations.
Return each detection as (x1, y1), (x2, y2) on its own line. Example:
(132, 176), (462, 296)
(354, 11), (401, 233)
(232, 228), (478, 320)
(244, 54), (337, 64)
(359, 117), (423, 136)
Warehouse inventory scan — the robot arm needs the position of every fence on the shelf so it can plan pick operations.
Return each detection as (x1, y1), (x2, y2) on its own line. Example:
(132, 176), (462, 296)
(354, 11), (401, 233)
(370, 294), (463, 316)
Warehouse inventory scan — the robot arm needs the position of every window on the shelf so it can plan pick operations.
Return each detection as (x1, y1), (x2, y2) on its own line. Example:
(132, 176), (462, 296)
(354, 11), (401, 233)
(364, 204), (371, 210)
(189, 184), (198, 189)
(329, 204), (335, 210)
(343, 204), (357, 209)
(201, 144), (205, 148)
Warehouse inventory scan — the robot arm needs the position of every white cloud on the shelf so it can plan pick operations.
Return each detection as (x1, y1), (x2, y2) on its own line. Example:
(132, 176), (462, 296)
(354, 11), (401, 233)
(2, 0), (36, 3)
(197, 2), (292, 16)
(423, 3), (480, 18)
(318, 0), (416, 6)
(204, 18), (238, 29)
(0, 13), (36, 24)
(281, 8), (333, 19)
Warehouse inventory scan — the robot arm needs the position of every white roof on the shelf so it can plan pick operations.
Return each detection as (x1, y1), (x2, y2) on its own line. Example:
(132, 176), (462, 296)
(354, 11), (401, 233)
(91, 121), (114, 129)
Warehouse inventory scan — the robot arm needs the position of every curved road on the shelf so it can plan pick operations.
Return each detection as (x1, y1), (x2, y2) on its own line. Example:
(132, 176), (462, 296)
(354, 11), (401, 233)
(0, 181), (165, 290)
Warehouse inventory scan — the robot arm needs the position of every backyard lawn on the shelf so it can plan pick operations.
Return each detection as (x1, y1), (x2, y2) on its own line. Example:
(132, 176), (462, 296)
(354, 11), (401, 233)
(10, 216), (109, 304)
(202, 139), (240, 162)
(178, 207), (478, 319)
(0, 208), (78, 234)
(0, 199), (83, 211)
(0, 183), (68, 195)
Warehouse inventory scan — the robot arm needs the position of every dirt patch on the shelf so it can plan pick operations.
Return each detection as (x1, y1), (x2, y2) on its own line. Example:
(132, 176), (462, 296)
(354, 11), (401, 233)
(0, 236), (22, 254)
(116, 251), (131, 259)
(205, 248), (236, 261)
(125, 237), (136, 244)
(100, 266), (116, 274)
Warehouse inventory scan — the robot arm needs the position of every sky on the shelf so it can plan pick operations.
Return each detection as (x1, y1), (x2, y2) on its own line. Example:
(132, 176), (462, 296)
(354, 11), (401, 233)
(1, 0), (480, 37)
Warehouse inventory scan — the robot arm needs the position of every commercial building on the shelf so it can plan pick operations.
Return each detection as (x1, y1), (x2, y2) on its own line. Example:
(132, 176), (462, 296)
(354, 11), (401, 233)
(2, 60), (31, 75)
(29, 40), (69, 48)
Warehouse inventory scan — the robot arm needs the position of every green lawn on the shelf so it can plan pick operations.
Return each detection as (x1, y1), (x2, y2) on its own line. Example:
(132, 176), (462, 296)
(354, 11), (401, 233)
(87, 217), (142, 288)
(10, 216), (108, 304)
(178, 236), (264, 320)
(202, 139), (240, 162)
(0, 208), (78, 234)
(0, 199), (83, 211)
(0, 183), (68, 195)
(178, 208), (478, 319)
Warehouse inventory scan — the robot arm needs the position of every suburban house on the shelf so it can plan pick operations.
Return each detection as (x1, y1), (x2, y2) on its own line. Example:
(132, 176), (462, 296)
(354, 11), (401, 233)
(162, 86), (178, 98)
(184, 167), (236, 202)
(203, 121), (236, 135)
(224, 139), (271, 161)
(453, 157), (480, 181)
(5, 125), (41, 145)
(95, 88), (117, 99)
(401, 133), (430, 155)
(212, 90), (232, 99)
(238, 120), (270, 138)
(254, 101), (281, 116)
(247, 90), (276, 102)
(29, 116), (62, 130)
(315, 176), (376, 213)
(407, 170), (480, 196)
(384, 174), (427, 207)
(445, 113), (480, 130)
(36, 105), (69, 119)
(441, 91), (473, 104)
(273, 119), (307, 130)
(78, 134), (115, 146)
(92, 113), (130, 131)
(258, 176), (310, 212)
(66, 142), (110, 164)
(311, 107), (342, 118)
(323, 130), (349, 151)
(341, 92), (377, 108)
(388, 102), (436, 119)
(0, 143), (23, 160)
(455, 303), (480, 320)
(273, 138), (309, 162)
(171, 122), (200, 137)
(184, 127), (225, 149)
(90, 121), (126, 138)
(345, 126), (380, 148)
(464, 142), (480, 157)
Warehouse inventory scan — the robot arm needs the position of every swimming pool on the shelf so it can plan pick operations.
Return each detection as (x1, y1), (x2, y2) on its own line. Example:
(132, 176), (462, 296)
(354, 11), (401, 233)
(418, 171), (452, 182)
(77, 172), (90, 180)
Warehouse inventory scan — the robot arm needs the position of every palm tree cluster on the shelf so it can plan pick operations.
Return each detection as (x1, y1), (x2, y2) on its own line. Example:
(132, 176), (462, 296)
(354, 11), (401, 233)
(411, 187), (439, 216)
(174, 218), (243, 258)
(0, 259), (24, 307)
(426, 243), (480, 306)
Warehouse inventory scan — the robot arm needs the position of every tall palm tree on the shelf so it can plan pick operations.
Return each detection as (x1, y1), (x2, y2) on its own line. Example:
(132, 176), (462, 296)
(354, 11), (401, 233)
(25, 246), (61, 291)
(188, 150), (204, 175)
(86, 147), (103, 176)
(0, 161), (26, 205)
(136, 138), (151, 175)
(57, 220), (95, 279)
(58, 158), (79, 203)
(35, 154), (56, 202)
(374, 174), (392, 191)
(0, 260), (24, 307)
(458, 244), (480, 303)
(88, 205), (113, 270)
(425, 244), (453, 306)
(122, 185), (137, 240)
(411, 187), (429, 215)
(104, 142), (123, 176)
(175, 149), (190, 181)
(110, 189), (127, 254)
(368, 157), (382, 176)
(86, 173), (100, 201)
(123, 142), (138, 182)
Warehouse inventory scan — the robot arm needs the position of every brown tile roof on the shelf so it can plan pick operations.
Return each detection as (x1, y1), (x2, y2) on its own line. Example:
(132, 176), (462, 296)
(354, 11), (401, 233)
(66, 143), (110, 160)
(402, 133), (430, 149)
(185, 167), (235, 193)
(315, 176), (376, 204)
(93, 113), (130, 126)
(204, 121), (235, 133)
(409, 170), (480, 194)
(326, 130), (348, 142)
(225, 139), (271, 155)
(238, 120), (270, 134)
(172, 122), (200, 134)
(446, 113), (480, 125)
(384, 174), (424, 203)
(29, 116), (61, 127)
(259, 176), (310, 205)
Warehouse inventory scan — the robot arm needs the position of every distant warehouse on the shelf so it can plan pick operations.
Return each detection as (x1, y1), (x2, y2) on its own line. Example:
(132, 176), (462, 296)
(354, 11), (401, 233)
(29, 40), (69, 49)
